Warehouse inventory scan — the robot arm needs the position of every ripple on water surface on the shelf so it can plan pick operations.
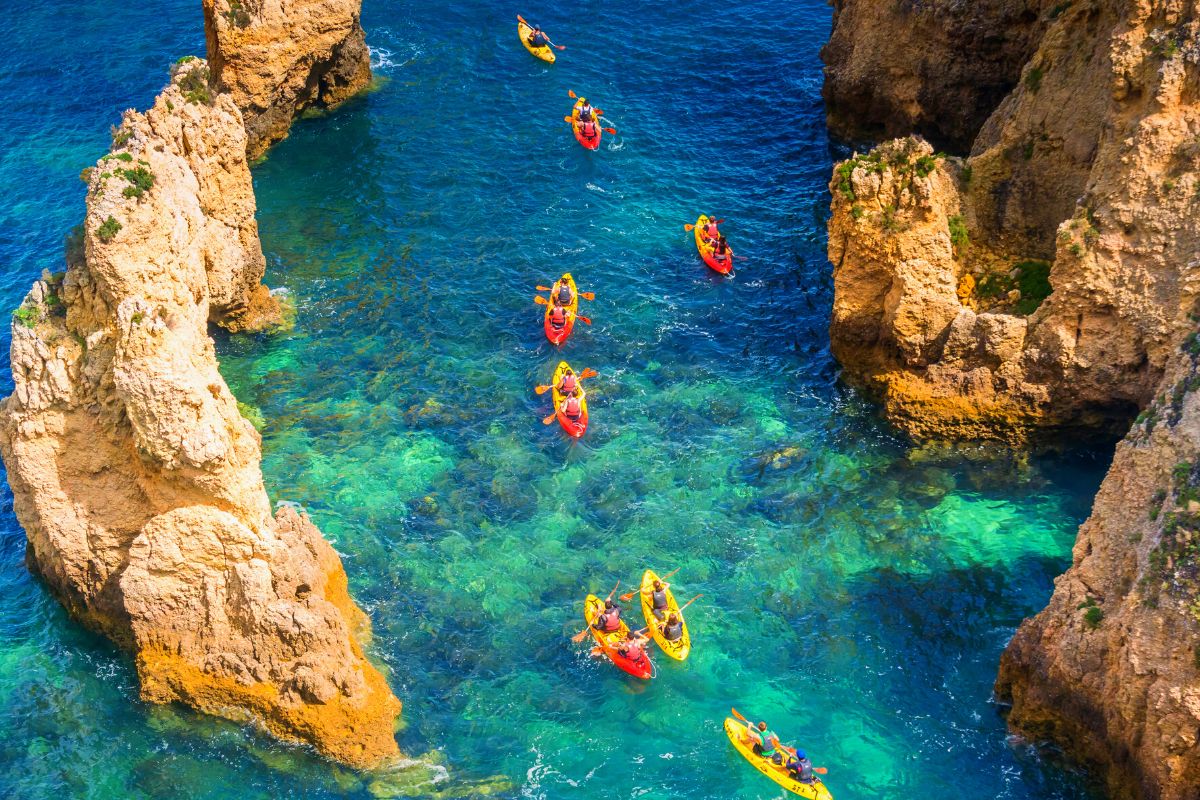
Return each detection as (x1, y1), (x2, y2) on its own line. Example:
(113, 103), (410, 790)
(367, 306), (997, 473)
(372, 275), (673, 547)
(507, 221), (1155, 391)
(0, 0), (1109, 798)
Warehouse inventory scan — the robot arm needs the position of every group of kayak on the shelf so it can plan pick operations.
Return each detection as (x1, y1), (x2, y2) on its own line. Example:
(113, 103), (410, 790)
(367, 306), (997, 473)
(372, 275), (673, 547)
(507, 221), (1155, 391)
(517, 16), (826, 798)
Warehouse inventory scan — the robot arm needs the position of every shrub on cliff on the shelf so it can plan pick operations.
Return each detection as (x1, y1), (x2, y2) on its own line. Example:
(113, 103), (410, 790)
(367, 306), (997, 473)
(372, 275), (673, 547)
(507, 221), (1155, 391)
(175, 63), (213, 105)
(118, 166), (154, 199)
(12, 304), (40, 329)
(96, 216), (122, 243)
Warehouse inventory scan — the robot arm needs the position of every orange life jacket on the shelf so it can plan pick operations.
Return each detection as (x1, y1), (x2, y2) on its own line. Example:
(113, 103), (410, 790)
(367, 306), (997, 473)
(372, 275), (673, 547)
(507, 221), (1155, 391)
(560, 373), (577, 394)
(550, 306), (566, 326)
(565, 395), (582, 419)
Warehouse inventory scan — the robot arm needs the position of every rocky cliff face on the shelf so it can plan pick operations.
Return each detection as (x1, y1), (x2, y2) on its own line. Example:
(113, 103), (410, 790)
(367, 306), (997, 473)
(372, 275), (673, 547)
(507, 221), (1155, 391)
(824, 1), (1200, 796)
(996, 339), (1200, 800)
(203, 0), (372, 159)
(828, 1), (1200, 444)
(0, 61), (400, 768)
(822, 0), (1055, 152)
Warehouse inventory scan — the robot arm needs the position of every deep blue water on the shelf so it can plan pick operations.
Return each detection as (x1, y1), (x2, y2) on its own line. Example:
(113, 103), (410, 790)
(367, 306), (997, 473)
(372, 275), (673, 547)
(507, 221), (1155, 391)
(0, 2), (1111, 798)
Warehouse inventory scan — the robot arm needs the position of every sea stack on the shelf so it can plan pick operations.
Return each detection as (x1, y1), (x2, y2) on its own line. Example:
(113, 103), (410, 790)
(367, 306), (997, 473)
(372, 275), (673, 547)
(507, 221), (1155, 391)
(823, 0), (1200, 797)
(0, 3), (398, 770)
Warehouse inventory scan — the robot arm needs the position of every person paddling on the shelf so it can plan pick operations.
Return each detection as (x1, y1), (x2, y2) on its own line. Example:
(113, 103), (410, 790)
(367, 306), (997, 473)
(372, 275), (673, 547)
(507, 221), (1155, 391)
(548, 302), (568, 330)
(640, 578), (672, 620)
(746, 720), (782, 764)
(703, 217), (720, 243)
(528, 23), (551, 49)
(578, 117), (599, 143)
(561, 389), (584, 422)
(662, 612), (684, 642)
(712, 234), (732, 267)
(617, 629), (651, 662)
(557, 367), (578, 396)
(555, 279), (574, 306)
(593, 598), (622, 632)
(576, 98), (595, 123)
(784, 748), (817, 784)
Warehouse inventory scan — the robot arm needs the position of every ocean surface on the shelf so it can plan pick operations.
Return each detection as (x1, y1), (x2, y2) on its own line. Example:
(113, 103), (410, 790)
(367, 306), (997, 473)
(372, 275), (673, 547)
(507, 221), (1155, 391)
(0, 1), (1115, 798)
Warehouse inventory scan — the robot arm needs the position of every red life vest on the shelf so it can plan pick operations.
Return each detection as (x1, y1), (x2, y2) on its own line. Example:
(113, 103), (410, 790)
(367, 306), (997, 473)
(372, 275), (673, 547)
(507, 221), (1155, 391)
(565, 395), (582, 419)
(550, 306), (566, 326)
(560, 373), (577, 394)
(581, 120), (598, 139)
(705, 222), (719, 238)
(600, 608), (620, 631)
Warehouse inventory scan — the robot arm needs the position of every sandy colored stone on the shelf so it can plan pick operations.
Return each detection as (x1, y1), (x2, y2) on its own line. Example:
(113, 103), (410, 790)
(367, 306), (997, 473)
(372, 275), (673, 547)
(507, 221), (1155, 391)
(825, 2), (1200, 796)
(822, 0), (1056, 151)
(203, 0), (371, 159)
(0, 62), (399, 768)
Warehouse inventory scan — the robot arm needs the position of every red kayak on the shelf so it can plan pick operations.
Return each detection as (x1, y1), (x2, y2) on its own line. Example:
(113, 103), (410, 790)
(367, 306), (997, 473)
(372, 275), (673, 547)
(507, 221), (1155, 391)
(584, 594), (655, 679)
(569, 98), (602, 151)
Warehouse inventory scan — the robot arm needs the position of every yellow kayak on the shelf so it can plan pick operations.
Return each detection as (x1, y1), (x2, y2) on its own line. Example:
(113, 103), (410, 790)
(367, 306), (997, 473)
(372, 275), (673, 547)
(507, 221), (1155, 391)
(694, 214), (733, 274)
(724, 718), (833, 800)
(550, 360), (588, 438)
(639, 569), (690, 660)
(518, 19), (555, 63)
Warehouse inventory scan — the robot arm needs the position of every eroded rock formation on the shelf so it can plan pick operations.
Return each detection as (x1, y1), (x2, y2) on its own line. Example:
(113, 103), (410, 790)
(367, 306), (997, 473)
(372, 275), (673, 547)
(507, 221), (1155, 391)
(203, 0), (372, 159)
(997, 339), (1200, 800)
(822, 0), (1055, 152)
(824, 1), (1200, 796)
(0, 60), (400, 768)
(828, 2), (1200, 444)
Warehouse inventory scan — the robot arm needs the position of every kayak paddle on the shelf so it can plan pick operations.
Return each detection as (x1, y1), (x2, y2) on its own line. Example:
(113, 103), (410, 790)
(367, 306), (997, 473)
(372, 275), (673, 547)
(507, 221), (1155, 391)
(537, 285), (595, 301)
(568, 90), (604, 115)
(517, 15), (566, 50)
(542, 412), (557, 425)
(571, 580), (620, 642)
(677, 593), (703, 612)
(563, 115), (616, 135)
(534, 295), (549, 305)
(619, 567), (680, 601)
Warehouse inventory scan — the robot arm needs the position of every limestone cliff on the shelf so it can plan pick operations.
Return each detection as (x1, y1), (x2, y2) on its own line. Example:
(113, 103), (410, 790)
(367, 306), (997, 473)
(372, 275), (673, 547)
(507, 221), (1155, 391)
(824, 1), (1200, 796)
(0, 61), (400, 767)
(822, 0), (1055, 152)
(203, 0), (372, 159)
(828, 2), (1200, 444)
(996, 340), (1200, 800)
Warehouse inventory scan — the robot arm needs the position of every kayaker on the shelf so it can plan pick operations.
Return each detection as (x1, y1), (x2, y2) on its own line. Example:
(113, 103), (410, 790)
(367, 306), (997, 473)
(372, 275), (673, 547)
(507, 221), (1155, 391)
(703, 218), (720, 242)
(641, 578), (671, 620)
(557, 367), (578, 396)
(617, 629), (651, 662)
(746, 720), (782, 764)
(576, 99), (595, 123)
(712, 235), (731, 267)
(556, 280), (574, 306)
(528, 24), (550, 49)
(662, 612), (683, 642)
(578, 118), (599, 143)
(593, 598), (621, 632)
(784, 749), (816, 784)
(561, 389), (583, 421)
(548, 302), (568, 330)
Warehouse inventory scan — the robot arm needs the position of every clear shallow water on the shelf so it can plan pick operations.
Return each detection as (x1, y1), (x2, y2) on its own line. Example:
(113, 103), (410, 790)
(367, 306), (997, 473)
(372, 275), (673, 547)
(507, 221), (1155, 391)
(0, 1), (1113, 798)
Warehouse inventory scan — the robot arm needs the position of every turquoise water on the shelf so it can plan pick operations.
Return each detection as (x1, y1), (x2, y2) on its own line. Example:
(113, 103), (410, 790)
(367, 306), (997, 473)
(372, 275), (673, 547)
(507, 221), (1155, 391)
(0, 1), (1113, 798)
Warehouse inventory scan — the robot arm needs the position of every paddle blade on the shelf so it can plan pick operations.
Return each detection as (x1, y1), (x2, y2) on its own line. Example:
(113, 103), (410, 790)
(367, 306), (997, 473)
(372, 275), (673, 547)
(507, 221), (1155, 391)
(534, 295), (549, 305)
(542, 413), (556, 425)
(683, 224), (695, 231)
(555, 44), (567, 50)
(534, 384), (551, 395)
(731, 707), (749, 724)
(618, 591), (635, 602)
(589, 646), (603, 657)
(571, 627), (590, 643)
(603, 127), (617, 135)
(577, 315), (592, 325)
(568, 89), (577, 98)
(579, 291), (595, 300)
(715, 218), (725, 224)
(536, 285), (553, 292)
(563, 116), (575, 124)
(517, 13), (527, 24)
(579, 368), (598, 379)
(815, 767), (828, 775)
